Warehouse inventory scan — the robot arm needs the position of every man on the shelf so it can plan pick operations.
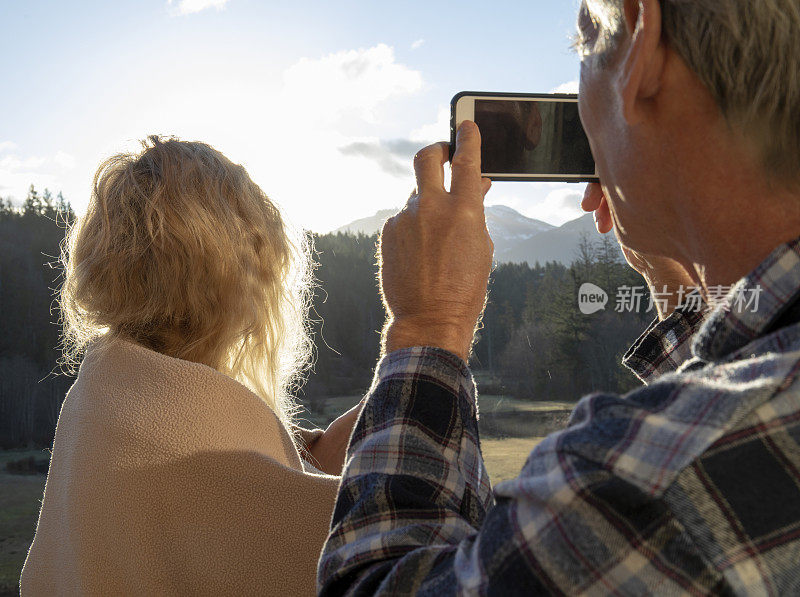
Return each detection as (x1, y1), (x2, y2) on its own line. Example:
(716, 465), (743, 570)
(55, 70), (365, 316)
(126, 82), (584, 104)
(318, 0), (800, 594)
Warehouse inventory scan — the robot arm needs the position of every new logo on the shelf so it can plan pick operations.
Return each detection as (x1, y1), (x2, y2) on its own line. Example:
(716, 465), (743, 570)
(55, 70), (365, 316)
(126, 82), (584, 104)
(578, 283), (608, 315)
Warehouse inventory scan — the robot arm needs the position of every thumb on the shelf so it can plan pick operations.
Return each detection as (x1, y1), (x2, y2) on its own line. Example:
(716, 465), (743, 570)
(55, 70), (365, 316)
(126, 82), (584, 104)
(581, 182), (603, 212)
(594, 194), (613, 234)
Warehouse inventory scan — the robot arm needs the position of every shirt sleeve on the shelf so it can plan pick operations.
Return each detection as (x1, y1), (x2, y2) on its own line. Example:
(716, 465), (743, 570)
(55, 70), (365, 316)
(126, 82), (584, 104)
(622, 304), (708, 384)
(290, 424), (328, 472)
(317, 347), (721, 596)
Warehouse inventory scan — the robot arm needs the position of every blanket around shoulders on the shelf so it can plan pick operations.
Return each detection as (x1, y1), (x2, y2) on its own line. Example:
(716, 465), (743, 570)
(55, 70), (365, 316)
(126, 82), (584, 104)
(21, 337), (340, 596)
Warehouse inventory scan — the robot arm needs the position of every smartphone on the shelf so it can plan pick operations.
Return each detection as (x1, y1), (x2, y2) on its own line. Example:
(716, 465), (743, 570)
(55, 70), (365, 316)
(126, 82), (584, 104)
(450, 91), (599, 182)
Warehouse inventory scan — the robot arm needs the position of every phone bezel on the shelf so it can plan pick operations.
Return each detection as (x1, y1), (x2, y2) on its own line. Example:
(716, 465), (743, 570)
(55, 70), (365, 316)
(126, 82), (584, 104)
(450, 91), (600, 183)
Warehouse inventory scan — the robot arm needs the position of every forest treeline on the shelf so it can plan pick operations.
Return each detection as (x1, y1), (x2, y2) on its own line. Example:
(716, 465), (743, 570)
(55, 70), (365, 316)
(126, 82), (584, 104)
(307, 230), (653, 400)
(1, 186), (653, 449)
(0, 187), (76, 448)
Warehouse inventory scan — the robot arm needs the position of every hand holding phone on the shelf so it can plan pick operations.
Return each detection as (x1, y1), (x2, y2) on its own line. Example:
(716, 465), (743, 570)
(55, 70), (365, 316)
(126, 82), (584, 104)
(450, 91), (599, 182)
(381, 122), (493, 361)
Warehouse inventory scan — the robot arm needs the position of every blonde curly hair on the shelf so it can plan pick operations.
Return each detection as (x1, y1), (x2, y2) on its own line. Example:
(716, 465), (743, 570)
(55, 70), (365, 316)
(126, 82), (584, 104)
(60, 135), (312, 432)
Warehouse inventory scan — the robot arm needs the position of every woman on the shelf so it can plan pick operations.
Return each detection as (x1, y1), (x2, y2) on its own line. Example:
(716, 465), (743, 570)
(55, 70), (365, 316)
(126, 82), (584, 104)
(21, 136), (361, 596)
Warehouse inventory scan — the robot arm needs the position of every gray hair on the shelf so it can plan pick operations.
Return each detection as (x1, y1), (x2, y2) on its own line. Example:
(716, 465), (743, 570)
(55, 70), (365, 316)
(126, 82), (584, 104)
(577, 0), (800, 185)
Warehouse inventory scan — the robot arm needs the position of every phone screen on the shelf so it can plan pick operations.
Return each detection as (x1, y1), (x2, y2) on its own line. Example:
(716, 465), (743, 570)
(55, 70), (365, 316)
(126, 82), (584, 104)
(473, 99), (596, 178)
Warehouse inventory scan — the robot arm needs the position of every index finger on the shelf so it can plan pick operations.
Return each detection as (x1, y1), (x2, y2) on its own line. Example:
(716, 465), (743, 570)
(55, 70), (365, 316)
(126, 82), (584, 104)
(413, 142), (449, 194)
(450, 121), (485, 200)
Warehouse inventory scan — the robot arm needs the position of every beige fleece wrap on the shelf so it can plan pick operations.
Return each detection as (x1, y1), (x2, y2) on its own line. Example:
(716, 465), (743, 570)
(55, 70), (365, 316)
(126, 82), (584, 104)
(21, 338), (340, 596)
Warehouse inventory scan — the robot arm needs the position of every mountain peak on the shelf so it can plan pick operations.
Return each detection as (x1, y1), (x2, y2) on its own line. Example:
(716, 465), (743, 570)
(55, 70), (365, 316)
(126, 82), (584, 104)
(332, 207), (618, 265)
(485, 204), (554, 237)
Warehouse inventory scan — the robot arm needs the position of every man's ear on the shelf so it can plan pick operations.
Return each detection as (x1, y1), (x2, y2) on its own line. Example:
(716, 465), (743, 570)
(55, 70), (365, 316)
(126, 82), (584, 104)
(617, 0), (665, 125)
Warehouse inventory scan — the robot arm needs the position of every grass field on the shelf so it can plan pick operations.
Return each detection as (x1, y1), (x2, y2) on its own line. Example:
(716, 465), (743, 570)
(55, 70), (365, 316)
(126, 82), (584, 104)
(297, 394), (566, 482)
(297, 394), (573, 427)
(0, 396), (574, 593)
(0, 450), (48, 595)
(481, 437), (544, 482)
(478, 395), (567, 482)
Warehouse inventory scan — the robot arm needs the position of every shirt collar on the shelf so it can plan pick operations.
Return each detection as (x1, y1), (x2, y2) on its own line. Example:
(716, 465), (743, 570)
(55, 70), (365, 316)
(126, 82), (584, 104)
(693, 236), (800, 361)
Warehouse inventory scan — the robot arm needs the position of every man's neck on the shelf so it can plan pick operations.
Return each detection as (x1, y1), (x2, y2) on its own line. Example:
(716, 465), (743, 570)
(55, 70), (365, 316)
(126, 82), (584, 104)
(677, 184), (800, 305)
(654, 113), (800, 305)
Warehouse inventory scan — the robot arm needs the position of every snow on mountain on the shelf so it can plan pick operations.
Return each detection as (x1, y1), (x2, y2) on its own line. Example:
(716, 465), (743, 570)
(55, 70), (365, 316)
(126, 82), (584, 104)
(484, 205), (554, 263)
(332, 206), (619, 265)
(333, 209), (398, 236)
(486, 205), (553, 239)
(502, 213), (601, 264)
(334, 205), (552, 243)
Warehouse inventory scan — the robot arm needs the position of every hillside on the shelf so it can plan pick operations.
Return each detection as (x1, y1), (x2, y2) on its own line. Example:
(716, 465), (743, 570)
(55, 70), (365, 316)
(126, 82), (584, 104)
(334, 205), (620, 265)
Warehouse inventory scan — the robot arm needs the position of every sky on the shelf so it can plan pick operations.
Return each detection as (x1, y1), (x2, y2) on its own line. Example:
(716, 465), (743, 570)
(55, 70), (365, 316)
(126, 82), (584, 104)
(0, 0), (587, 232)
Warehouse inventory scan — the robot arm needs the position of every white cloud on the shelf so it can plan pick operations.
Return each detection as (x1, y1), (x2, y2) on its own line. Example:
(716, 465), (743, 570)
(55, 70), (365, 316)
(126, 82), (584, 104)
(0, 43), (425, 230)
(0, 154), (47, 173)
(281, 44), (423, 126)
(411, 39), (425, 50)
(409, 106), (449, 143)
(17, 43), (425, 231)
(550, 80), (579, 94)
(337, 107), (450, 180)
(485, 183), (586, 227)
(167, 0), (229, 16)
(339, 139), (418, 177)
(54, 151), (77, 171)
(539, 186), (585, 223)
(201, 44), (427, 232)
(0, 146), (78, 202)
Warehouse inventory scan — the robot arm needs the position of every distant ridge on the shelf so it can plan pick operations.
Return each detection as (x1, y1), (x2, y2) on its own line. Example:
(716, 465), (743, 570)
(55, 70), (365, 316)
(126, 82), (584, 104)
(334, 209), (398, 237)
(333, 205), (620, 265)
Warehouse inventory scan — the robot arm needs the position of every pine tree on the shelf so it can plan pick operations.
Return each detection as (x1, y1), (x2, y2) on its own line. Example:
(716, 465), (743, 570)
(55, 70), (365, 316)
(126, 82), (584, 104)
(55, 191), (75, 225)
(42, 188), (57, 219)
(23, 184), (42, 216)
(0, 197), (14, 219)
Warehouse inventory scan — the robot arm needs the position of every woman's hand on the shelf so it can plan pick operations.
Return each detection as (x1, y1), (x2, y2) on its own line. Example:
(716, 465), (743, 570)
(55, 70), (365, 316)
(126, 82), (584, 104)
(582, 183), (696, 319)
(305, 398), (365, 475)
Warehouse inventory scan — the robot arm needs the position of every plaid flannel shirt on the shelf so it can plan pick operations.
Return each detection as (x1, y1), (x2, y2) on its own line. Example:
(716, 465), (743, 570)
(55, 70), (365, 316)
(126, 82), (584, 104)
(318, 238), (800, 596)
